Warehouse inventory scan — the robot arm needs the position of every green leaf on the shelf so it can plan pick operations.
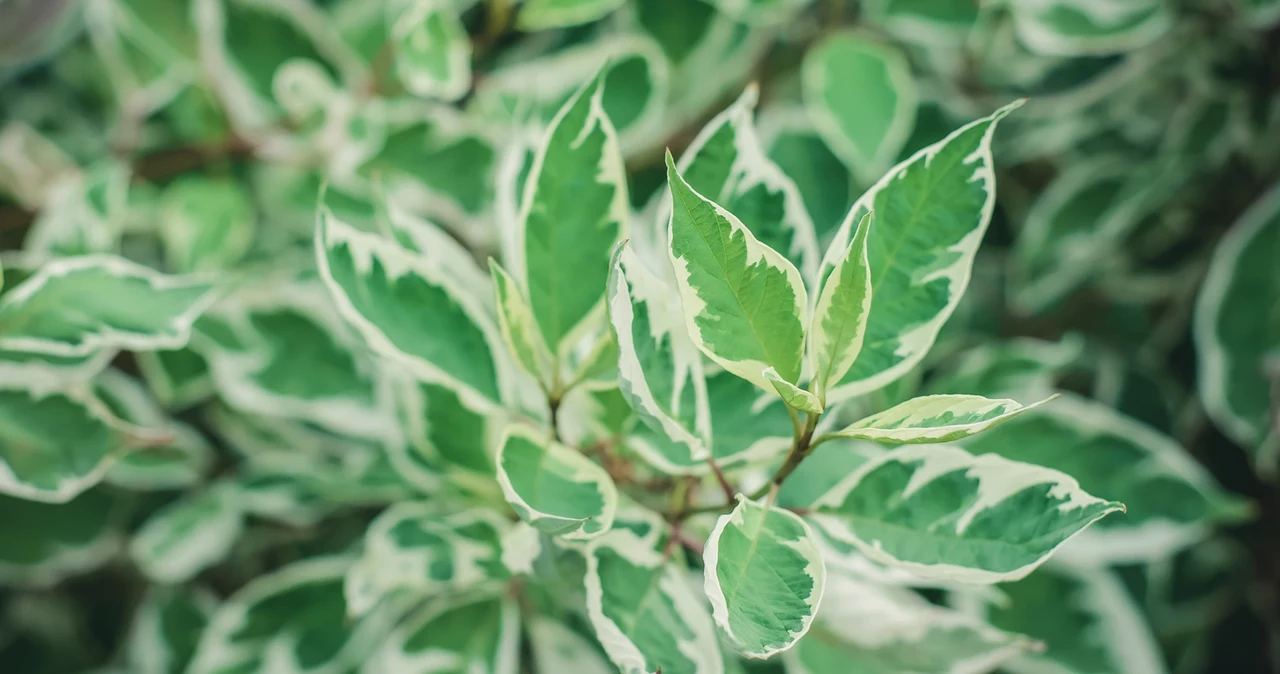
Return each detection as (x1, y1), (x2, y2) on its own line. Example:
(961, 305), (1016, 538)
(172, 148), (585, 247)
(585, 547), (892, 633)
(96, 370), (213, 491)
(812, 444), (1124, 582)
(0, 255), (218, 357)
(490, 259), (553, 386)
(775, 439), (884, 511)
(764, 367), (822, 414)
(365, 596), (521, 674)
(831, 394), (1054, 444)
(817, 102), (1020, 402)
(665, 151), (808, 391)
(803, 32), (917, 179)
(585, 525), (723, 674)
(1195, 183), (1280, 462)
(704, 497), (825, 658)
(316, 204), (506, 407)
(862, 0), (981, 43)
(760, 105), (854, 240)
(706, 0), (810, 25)
(496, 425), (618, 540)
(158, 176), (255, 273)
(130, 483), (244, 584)
(0, 489), (119, 586)
(518, 0), (627, 30)
(187, 557), (396, 674)
(927, 336), (1084, 400)
(1012, 0), (1171, 57)
(125, 588), (216, 674)
(529, 617), (615, 674)
(25, 161), (130, 257)
(670, 85), (822, 281)
(399, 378), (499, 479)
(84, 0), (200, 112)
(607, 242), (712, 471)
(0, 386), (142, 503)
(962, 393), (1249, 563)
(519, 69), (629, 354)
(809, 212), (872, 400)
(345, 504), (508, 616)
(136, 346), (215, 411)
(392, 0), (471, 102)
(787, 571), (1025, 674)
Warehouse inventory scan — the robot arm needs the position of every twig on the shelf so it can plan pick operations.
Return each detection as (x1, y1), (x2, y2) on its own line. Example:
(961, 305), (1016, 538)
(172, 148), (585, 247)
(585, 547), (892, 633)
(704, 457), (736, 504)
(750, 413), (819, 501)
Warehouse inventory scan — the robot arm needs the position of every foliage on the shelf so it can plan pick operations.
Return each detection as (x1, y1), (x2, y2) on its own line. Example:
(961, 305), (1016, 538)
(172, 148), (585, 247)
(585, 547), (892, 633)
(0, 1), (1277, 673)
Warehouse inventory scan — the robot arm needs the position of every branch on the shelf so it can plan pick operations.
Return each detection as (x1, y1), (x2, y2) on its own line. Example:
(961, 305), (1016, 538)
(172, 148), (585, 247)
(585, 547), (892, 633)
(704, 457), (736, 504)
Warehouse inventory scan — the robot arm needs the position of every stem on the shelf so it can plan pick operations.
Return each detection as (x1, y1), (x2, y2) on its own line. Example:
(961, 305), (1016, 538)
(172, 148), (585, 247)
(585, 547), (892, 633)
(704, 457), (737, 504)
(547, 395), (562, 442)
(750, 412), (819, 501)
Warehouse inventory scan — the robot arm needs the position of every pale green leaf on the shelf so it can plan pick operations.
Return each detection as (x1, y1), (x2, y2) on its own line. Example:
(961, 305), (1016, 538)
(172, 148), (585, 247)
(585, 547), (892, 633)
(666, 152), (808, 391)
(136, 346), (215, 411)
(392, 0), (471, 102)
(530, 617), (615, 674)
(316, 204), (506, 407)
(490, 259), (553, 385)
(962, 393), (1249, 563)
(496, 425), (618, 540)
(759, 105), (854, 240)
(803, 32), (917, 179)
(706, 0), (811, 25)
(125, 588), (217, 674)
(1194, 182), (1280, 463)
(24, 161), (130, 257)
(586, 526), (724, 674)
(519, 69), (629, 354)
(817, 102), (1020, 402)
(0, 122), (77, 208)
(130, 483), (244, 584)
(809, 212), (872, 401)
(812, 444), (1124, 582)
(0, 489), (119, 586)
(0, 255), (218, 357)
(764, 367), (822, 414)
(704, 497), (825, 658)
(927, 336), (1084, 400)
(500, 521), (543, 576)
(1012, 0), (1171, 57)
(364, 596), (520, 674)
(158, 176), (255, 273)
(831, 394), (1053, 444)
(518, 0), (626, 30)
(607, 242), (712, 471)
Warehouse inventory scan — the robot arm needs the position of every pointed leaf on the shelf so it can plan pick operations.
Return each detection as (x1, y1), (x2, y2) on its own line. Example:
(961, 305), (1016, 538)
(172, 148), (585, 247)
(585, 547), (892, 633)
(130, 483), (244, 584)
(831, 394), (1054, 444)
(666, 152), (807, 391)
(490, 259), (553, 385)
(704, 497), (825, 658)
(519, 69), (629, 353)
(817, 102), (1020, 402)
(365, 596), (520, 674)
(0, 256), (217, 357)
(809, 212), (873, 400)
(764, 367), (822, 414)
(496, 425), (618, 540)
(812, 444), (1124, 582)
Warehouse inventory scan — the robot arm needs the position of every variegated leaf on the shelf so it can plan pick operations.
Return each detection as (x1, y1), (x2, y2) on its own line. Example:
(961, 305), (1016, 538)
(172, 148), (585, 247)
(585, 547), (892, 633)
(927, 336), (1084, 400)
(607, 242), (711, 470)
(817, 102), (1020, 402)
(518, 69), (629, 355)
(764, 367), (823, 414)
(96, 369), (213, 491)
(666, 152), (807, 392)
(831, 394), (1053, 444)
(490, 259), (553, 385)
(809, 212), (872, 401)
(158, 176), (255, 273)
(364, 596), (520, 674)
(496, 425), (618, 539)
(1011, 0), (1171, 57)
(136, 346), (215, 411)
(392, 0), (471, 102)
(0, 255), (217, 357)
(130, 482), (243, 584)
(812, 444), (1123, 582)
(0, 489), (120, 586)
(704, 497), (825, 658)
(529, 617), (615, 674)
(125, 587), (217, 674)
(518, 0), (626, 30)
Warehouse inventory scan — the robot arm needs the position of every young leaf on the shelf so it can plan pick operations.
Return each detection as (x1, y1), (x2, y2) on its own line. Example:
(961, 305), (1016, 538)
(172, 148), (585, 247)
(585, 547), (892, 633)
(763, 367), (822, 414)
(607, 242), (712, 470)
(803, 32), (917, 178)
(518, 0), (627, 30)
(496, 425), (618, 540)
(391, 0), (471, 102)
(365, 596), (521, 674)
(704, 497), (826, 658)
(518, 68), (629, 355)
(665, 152), (808, 391)
(669, 85), (822, 280)
(809, 212), (873, 400)
(586, 527), (724, 674)
(816, 102), (1020, 402)
(158, 176), (256, 273)
(830, 394), (1054, 444)
(0, 255), (217, 357)
(490, 259), (553, 386)
(529, 617), (615, 674)
(812, 444), (1124, 583)
(0, 490), (119, 586)
(316, 204), (505, 407)
(1194, 183), (1280, 459)
(130, 483), (244, 584)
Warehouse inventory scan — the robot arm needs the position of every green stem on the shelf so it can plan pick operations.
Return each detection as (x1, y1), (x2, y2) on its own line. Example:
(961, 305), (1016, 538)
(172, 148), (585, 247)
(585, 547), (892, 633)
(750, 412), (819, 501)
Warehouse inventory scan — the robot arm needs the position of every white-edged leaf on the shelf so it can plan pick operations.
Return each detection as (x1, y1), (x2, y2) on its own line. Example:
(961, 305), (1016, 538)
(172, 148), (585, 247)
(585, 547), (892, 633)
(96, 370), (213, 491)
(585, 526), (724, 674)
(809, 212), (872, 401)
(817, 102), (1020, 402)
(764, 367), (823, 414)
(812, 444), (1124, 583)
(500, 521), (543, 576)
(665, 152), (808, 392)
(364, 595), (521, 674)
(124, 587), (217, 674)
(802, 32), (917, 179)
(518, 68), (629, 355)
(392, 0), (471, 102)
(927, 335), (1084, 400)
(0, 255), (217, 357)
(130, 482), (244, 584)
(607, 242), (712, 470)
(1012, 0), (1172, 57)
(704, 497), (825, 658)
(136, 346), (215, 411)
(529, 617), (615, 674)
(0, 489), (120, 587)
(496, 425), (618, 540)
(158, 176), (256, 273)
(518, 0), (626, 30)
(831, 394), (1054, 444)
(316, 203), (507, 408)
(490, 258), (553, 386)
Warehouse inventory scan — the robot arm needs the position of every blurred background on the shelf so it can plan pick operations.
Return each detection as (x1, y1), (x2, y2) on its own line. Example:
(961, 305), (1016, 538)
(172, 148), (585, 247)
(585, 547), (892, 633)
(0, 0), (1277, 673)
